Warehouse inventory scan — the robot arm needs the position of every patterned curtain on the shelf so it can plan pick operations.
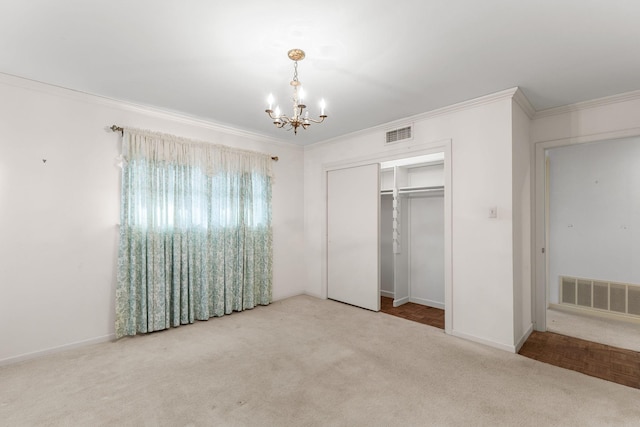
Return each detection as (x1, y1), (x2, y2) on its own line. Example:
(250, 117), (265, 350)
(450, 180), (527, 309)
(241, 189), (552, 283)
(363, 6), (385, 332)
(115, 129), (273, 338)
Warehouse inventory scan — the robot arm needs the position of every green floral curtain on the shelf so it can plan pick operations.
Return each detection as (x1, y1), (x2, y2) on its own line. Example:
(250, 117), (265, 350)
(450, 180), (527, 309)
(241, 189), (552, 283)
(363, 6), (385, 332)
(115, 129), (273, 338)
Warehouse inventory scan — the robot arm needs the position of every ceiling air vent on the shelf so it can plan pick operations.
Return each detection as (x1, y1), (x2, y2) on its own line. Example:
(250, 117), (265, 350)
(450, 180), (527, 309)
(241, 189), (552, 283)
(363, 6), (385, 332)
(385, 125), (413, 144)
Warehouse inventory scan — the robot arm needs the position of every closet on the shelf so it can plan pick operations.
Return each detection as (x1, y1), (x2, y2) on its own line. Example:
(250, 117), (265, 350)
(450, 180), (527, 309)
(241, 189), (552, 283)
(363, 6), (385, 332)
(380, 156), (445, 308)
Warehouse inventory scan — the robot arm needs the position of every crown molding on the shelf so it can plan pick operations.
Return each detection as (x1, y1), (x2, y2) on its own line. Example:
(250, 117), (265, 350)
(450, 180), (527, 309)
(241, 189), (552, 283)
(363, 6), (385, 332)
(534, 89), (640, 119)
(427, 87), (520, 118)
(512, 88), (535, 119)
(0, 72), (301, 150)
(534, 127), (640, 147)
(387, 87), (522, 126)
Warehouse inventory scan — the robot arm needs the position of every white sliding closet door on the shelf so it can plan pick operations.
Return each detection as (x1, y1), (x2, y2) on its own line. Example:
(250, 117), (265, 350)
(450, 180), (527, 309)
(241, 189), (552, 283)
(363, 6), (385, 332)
(327, 164), (380, 311)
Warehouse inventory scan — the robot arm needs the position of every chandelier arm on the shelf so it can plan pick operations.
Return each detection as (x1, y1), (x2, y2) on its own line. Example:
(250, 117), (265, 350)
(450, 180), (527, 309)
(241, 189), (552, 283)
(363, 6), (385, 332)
(305, 115), (328, 124)
(266, 109), (294, 124)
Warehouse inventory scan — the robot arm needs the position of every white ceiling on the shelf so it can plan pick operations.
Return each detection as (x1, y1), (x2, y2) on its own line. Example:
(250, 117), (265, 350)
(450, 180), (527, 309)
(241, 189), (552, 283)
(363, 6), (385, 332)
(2, 1), (639, 145)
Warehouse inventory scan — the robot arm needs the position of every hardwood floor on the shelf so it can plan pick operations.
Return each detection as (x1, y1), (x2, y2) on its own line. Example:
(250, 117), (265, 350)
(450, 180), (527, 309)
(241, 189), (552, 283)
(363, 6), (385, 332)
(380, 296), (444, 329)
(519, 330), (640, 389)
(380, 296), (640, 389)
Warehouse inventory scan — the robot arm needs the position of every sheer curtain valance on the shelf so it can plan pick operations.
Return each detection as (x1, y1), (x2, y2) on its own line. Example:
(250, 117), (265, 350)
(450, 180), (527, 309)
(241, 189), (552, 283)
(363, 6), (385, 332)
(122, 129), (274, 178)
(116, 128), (273, 338)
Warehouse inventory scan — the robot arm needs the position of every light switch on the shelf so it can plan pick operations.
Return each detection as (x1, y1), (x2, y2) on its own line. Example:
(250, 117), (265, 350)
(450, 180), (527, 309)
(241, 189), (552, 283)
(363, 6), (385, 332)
(489, 206), (497, 218)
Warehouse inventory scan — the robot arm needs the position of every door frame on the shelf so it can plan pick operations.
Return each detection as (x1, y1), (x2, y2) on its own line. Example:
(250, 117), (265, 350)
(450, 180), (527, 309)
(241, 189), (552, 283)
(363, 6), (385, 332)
(320, 139), (453, 334)
(533, 129), (640, 331)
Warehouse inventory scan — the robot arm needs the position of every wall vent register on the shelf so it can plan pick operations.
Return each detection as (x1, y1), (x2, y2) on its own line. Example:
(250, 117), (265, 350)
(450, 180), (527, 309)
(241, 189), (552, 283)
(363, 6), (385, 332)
(559, 275), (640, 318)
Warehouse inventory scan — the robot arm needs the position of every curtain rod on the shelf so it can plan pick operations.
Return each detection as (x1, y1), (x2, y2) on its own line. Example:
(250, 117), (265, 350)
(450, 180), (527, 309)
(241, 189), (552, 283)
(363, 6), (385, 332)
(109, 125), (278, 161)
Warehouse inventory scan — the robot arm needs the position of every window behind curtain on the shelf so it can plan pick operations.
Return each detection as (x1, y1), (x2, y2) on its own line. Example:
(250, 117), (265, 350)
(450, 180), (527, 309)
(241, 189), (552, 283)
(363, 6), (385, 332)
(115, 129), (273, 338)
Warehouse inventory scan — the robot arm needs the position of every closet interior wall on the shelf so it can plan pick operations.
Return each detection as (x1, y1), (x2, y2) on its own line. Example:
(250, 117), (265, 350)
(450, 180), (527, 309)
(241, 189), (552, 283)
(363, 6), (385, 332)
(380, 161), (445, 308)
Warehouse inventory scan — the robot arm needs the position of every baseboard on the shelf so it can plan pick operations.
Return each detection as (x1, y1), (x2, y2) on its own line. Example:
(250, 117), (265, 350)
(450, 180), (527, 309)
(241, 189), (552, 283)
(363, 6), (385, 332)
(380, 290), (394, 298)
(0, 333), (116, 367)
(393, 296), (410, 307)
(409, 297), (445, 310)
(273, 291), (310, 301)
(515, 324), (534, 353)
(549, 303), (640, 324)
(451, 330), (517, 353)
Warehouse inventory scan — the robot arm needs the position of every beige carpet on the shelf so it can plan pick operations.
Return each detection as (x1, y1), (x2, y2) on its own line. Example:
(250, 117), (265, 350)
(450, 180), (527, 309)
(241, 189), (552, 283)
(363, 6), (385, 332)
(547, 307), (640, 352)
(1, 295), (639, 426)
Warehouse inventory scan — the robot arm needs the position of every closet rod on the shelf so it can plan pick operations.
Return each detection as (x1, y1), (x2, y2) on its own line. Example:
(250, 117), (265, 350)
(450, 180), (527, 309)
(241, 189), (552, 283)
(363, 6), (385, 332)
(398, 186), (444, 195)
(399, 189), (444, 195)
(109, 125), (279, 161)
(398, 185), (444, 191)
(398, 185), (444, 192)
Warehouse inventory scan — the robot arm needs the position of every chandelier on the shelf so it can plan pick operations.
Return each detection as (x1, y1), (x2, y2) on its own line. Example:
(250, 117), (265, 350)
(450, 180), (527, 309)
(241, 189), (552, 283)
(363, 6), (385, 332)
(265, 49), (327, 134)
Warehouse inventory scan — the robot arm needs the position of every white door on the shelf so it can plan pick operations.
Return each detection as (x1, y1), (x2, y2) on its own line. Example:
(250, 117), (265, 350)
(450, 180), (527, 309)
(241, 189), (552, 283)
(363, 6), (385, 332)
(327, 164), (380, 311)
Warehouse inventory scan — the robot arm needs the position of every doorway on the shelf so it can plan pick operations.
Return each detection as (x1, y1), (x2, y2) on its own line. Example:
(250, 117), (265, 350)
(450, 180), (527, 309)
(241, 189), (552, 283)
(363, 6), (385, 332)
(325, 143), (452, 333)
(535, 135), (640, 351)
(379, 155), (445, 309)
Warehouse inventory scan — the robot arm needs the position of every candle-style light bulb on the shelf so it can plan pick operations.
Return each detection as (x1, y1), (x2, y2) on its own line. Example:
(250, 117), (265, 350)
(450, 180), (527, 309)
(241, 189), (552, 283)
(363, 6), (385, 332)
(320, 99), (326, 116)
(274, 106), (281, 118)
(267, 93), (274, 110)
(298, 87), (305, 103)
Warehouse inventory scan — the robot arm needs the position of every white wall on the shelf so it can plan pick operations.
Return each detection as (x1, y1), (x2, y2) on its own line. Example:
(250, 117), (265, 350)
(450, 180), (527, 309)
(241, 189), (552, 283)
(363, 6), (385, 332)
(409, 194), (445, 308)
(406, 163), (445, 308)
(532, 91), (640, 145)
(512, 100), (532, 346)
(407, 164), (445, 187)
(547, 137), (640, 303)
(380, 194), (394, 296)
(304, 89), (521, 351)
(380, 164), (445, 304)
(531, 90), (640, 329)
(0, 74), (305, 364)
